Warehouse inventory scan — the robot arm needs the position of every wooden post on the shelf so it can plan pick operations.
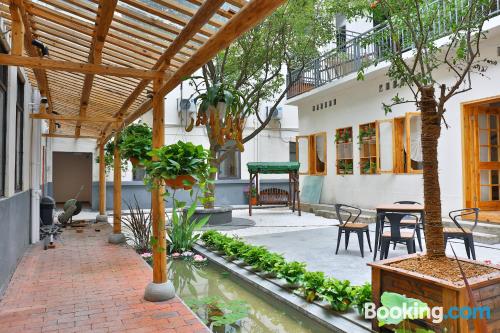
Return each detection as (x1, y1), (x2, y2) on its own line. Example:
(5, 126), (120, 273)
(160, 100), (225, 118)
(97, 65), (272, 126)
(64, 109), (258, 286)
(113, 138), (121, 234)
(151, 77), (166, 284)
(98, 143), (106, 216)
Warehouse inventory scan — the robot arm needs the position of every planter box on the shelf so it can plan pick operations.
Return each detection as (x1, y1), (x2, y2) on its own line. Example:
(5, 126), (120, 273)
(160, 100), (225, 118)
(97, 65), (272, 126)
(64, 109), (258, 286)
(369, 254), (500, 333)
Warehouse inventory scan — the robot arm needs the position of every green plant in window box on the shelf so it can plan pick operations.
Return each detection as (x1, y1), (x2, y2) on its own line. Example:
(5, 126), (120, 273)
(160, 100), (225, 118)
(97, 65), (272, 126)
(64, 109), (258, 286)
(370, 161), (377, 174)
(342, 130), (352, 143)
(361, 161), (371, 174)
(301, 271), (325, 302)
(357, 128), (370, 144)
(334, 132), (343, 144)
(277, 261), (306, 288)
(339, 160), (353, 175)
(320, 278), (355, 312)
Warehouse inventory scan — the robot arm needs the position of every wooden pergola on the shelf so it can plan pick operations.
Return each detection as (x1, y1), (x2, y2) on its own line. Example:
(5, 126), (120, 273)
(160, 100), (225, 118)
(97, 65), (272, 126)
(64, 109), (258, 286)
(1, 0), (285, 301)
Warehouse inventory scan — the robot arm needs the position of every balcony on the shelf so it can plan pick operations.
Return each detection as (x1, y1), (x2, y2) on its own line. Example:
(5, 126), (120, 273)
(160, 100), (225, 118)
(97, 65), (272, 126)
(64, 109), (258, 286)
(287, 0), (500, 99)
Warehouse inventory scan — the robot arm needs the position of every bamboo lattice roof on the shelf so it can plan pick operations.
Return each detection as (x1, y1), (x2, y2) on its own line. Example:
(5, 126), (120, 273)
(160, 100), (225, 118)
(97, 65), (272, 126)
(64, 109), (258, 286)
(0, 0), (284, 141)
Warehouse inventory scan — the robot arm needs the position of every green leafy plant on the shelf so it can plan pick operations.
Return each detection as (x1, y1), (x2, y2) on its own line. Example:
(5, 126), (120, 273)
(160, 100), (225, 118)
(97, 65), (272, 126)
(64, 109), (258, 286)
(143, 141), (211, 188)
(95, 140), (128, 174)
(277, 261), (306, 287)
(166, 199), (209, 253)
(194, 83), (242, 117)
(240, 246), (269, 268)
(334, 132), (343, 144)
(361, 161), (371, 174)
(320, 278), (355, 312)
(223, 238), (246, 260)
(119, 122), (152, 165)
(352, 283), (372, 315)
(377, 292), (434, 333)
(342, 130), (351, 142)
(255, 252), (285, 275)
(338, 160), (353, 175)
(186, 296), (249, 329)
(301, 271), (325, 302)
(122, 195), (152, 254)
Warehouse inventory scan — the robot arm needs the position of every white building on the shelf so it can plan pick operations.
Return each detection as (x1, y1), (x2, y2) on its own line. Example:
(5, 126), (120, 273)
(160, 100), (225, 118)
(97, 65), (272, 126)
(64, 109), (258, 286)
(287, 7), (500, 217)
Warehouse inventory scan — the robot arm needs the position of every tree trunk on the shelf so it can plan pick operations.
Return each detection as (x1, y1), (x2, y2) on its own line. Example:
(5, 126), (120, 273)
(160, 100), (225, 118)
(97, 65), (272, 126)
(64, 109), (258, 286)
(420, 86), (445, 258)
(204, 147), (217, 209)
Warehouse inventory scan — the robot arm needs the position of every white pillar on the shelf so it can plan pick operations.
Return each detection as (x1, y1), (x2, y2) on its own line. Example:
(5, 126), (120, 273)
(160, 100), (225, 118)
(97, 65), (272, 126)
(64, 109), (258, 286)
(5, 66), (17, 197)
(30, 89), (42, 243)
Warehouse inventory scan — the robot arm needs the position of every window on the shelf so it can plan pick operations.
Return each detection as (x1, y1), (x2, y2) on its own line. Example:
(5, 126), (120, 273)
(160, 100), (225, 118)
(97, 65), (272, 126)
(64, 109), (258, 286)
(217, 149), (240, 179)
(359, 122), (377, 175)
(289, 142), (296, 162)
(335, 127), (353, 175)
(296, 132), (327, 175)
(0, 62), (6, 196)
(15, 75), (24, 192)
(376, 112), (422, 174)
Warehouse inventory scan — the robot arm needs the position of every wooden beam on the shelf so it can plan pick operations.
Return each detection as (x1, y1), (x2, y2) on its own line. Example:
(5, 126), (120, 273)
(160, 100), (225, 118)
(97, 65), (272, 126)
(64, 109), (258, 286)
(151, 77), (166, 284)
(0, 54), (172, 79)
(9, 4), (23, 56)
(112, 135), (122, 234)
(30, 113), (119, 123)
(98, 142), (106, 216)
(101, 0), (227, 139)
(75, 0), (118, 137)
(125, 0), (286, 125)
(42, 133), (100, 139)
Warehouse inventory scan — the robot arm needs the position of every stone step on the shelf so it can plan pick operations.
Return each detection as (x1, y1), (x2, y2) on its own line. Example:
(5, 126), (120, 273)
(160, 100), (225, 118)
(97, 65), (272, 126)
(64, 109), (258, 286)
(314, 209), (375, 224)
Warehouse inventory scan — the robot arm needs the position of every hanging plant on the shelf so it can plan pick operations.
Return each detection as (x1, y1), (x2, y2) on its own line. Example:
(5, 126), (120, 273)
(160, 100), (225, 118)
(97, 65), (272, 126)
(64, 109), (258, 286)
(192, 83), (245, 152)
(95, 140), (128, 174)
(119, 122), (152, 167)
(143, 141), (212, 190)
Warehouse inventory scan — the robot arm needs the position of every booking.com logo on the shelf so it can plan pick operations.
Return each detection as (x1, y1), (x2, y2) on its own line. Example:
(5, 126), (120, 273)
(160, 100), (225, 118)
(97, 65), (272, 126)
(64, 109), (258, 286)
(364, 302), (491, 323)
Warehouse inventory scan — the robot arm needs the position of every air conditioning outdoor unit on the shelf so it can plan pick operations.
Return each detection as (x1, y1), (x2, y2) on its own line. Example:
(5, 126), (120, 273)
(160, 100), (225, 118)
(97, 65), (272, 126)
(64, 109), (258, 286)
(266, 106), (283, 120)
(177, 98), (197, 114)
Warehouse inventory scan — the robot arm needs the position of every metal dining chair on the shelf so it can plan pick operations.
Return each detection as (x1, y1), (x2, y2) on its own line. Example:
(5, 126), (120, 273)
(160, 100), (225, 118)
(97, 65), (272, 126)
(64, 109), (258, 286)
(379, 213), (418, 259)
(334, 204), (372, 258)
(444, 208), (479, 260)
(393, 201), (424, 251)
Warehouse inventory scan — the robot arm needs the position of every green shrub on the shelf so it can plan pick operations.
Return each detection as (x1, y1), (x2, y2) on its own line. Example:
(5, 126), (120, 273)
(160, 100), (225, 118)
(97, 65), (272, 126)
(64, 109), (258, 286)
(255, 252), (285, 274)
(301, 271), (325, 302)
(223, 239), (246, 258)
(166, 200), (209, 253)
(320, 278), (355, 312)
(241, 246), (269, 267)
(352, 283), (372, 315)
(201, 230), (218, 246)
(277, 261), (306, 286)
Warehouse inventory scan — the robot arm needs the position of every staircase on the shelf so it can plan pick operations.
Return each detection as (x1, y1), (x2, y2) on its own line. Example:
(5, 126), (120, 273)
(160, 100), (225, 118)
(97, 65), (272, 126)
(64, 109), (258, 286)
(301, 203), (500, 245)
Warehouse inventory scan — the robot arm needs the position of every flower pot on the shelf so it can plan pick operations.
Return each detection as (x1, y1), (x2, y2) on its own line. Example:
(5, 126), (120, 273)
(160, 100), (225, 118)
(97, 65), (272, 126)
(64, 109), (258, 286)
(369, 254), (500, 332)
(283, 281), (301, 289)
(250, 197), (257, 205)
(164, 175), (196, 190)
(129, 156), (140, 167)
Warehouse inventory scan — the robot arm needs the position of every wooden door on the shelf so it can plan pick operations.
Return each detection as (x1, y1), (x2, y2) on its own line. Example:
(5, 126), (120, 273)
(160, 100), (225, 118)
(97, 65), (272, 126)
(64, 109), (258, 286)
(475, 109), (500, 210)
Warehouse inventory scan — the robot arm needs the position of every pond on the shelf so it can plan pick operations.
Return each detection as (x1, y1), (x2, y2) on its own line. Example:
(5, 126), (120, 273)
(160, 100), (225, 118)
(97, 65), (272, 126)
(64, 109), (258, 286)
(169, 259), (331, 333)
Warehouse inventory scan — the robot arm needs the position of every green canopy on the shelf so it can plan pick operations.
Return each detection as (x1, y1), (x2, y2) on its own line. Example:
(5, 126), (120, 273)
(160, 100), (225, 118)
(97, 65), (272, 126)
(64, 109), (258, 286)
(247, 162), (300, 174)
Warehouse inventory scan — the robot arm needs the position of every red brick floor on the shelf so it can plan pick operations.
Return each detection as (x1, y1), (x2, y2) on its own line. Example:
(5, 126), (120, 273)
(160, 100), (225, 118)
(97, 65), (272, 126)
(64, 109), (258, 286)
(0, 223), (209, 333)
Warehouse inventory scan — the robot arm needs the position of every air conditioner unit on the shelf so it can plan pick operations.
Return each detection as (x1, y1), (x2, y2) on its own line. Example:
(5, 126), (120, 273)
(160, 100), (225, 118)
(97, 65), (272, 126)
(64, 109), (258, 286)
(177, 98), (197, 114)
(266, 106), (283, 120)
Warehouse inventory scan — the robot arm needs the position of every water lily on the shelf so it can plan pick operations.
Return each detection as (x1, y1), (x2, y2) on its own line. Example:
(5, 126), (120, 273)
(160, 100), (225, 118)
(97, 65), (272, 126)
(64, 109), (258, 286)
(171, 252), (181, 258)
(182, 251), (194, 257)
(193, 254), (206, 262)
(484, 260), (492, 265)
(141, 252), (152, 258)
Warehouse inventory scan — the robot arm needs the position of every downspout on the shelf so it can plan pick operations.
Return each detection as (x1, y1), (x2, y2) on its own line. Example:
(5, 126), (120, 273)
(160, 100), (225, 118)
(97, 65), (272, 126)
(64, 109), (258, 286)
(30, 89), (42, 243)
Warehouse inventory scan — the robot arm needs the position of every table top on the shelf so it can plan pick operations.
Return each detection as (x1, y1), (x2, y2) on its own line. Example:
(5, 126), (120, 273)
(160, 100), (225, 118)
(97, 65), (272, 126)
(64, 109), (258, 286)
(375, 203), (425, 212)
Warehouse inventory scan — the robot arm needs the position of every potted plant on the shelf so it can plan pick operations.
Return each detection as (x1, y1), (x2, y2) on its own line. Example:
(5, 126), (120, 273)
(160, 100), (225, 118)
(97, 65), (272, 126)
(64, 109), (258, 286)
(277, 261), (306, 289)
(342, 130), (352, 143)
(255, 252), (285, 278)
(249, 186), (258, 205)
(352, 283), (372, 316)
(95, 140), (128, 173)
(334, 132), (343, 144)
(119, 122), (152, 167)
(223, 239), (246, 261)
(143, 141), (210, 190)
(320, 278), (355, 312)
(240, 246), (268, 270)
(301, 271), (325, 302)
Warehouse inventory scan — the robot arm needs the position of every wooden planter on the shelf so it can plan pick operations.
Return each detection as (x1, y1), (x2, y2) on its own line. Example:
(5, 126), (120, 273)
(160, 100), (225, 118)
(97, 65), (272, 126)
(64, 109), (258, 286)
(164, 175), (196, 190)
(369, 254), (500, 333)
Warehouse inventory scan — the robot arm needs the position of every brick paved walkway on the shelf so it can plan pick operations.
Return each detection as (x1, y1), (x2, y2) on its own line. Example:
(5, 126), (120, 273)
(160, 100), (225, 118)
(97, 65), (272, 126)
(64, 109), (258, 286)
(0, 223), (208, 333)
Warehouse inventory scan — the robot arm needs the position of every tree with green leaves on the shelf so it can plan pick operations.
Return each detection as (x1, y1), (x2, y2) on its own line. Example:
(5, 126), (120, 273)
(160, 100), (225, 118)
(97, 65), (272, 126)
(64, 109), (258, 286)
(186, 0), (337, 208)
(339, 0), (496, 258)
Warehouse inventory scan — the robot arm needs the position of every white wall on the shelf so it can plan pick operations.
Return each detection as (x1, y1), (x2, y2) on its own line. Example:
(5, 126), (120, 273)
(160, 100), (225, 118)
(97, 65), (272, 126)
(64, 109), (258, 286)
(291, 29), (500, 214)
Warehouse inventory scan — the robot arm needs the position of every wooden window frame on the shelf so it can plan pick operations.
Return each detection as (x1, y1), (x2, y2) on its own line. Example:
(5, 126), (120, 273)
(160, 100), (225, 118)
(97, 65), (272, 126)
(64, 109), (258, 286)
(359, 122), (378, 175)
(335, 127), (353, 175)
(296, 132), (327, 176)
(376, 119), (395, 173)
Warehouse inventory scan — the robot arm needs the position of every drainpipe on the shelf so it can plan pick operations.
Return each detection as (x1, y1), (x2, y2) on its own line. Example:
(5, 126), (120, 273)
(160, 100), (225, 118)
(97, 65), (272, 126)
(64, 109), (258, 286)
(30, 89), (42, 243)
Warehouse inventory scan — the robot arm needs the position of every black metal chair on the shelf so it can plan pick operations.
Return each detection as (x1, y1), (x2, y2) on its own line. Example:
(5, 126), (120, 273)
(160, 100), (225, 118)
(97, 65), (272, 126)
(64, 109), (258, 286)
(335, 204), (372, 258)
(445, 208), (479, 260)
(393, 201), (424, 251)
(379, 213), (418, 259)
